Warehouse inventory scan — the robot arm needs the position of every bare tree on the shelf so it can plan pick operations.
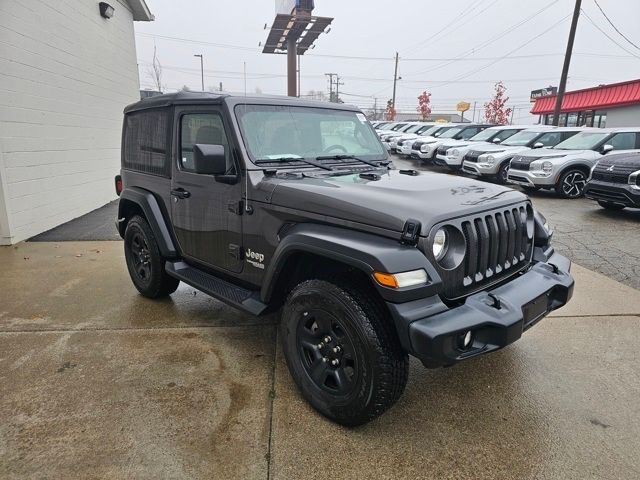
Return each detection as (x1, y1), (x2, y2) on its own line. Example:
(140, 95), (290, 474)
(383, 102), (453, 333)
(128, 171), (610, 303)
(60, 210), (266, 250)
(147, 45), (164, 93)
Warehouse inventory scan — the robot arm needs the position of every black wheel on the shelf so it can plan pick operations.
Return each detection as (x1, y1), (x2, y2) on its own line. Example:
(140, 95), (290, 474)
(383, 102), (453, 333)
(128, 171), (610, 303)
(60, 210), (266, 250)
(597, 200), (625, 211)
(281, 279), (409, 426)
(496, 161), (510, 184)
(556, 169), (588, 198)
(124, 215), (180, 298)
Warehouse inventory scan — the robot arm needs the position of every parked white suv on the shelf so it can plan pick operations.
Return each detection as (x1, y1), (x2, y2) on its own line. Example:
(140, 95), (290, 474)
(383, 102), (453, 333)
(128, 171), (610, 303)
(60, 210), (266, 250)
(387, 123), (435, 152)
(462, 127), (583, 183)
(435, 125), (532, 170)
(507, 128), (640, 198)
(411, 124), (488, 162)
(397, 124), (451, 156)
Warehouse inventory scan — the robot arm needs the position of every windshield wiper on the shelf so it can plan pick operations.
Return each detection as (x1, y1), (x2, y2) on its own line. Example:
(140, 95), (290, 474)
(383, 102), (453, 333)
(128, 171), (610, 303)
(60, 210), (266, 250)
(315, 154), (388, 168)
(255, 157), (334, 171)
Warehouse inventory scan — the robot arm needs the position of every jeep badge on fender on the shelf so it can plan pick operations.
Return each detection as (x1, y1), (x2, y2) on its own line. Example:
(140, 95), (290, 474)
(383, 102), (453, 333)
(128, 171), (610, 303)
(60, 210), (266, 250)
(116, 91), (574, 426)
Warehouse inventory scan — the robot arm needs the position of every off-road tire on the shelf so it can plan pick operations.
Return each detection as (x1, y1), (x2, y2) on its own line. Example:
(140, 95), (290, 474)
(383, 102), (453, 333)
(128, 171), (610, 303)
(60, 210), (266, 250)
(124, 215), (180, 298)
(281, 278), (409, 426)
(597, 200), (625, 211)
(556, 169), (588, 199)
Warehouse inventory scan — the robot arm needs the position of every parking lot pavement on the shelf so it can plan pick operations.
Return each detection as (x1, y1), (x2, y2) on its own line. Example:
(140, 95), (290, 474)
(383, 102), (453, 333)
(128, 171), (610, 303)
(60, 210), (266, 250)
(1, 241), (640, 479)
(392, 155), (640, 290)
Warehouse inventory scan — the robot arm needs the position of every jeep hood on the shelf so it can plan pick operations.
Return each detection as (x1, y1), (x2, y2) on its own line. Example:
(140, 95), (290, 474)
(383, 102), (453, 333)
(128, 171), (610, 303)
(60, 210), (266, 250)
(268, 169), (527, 236)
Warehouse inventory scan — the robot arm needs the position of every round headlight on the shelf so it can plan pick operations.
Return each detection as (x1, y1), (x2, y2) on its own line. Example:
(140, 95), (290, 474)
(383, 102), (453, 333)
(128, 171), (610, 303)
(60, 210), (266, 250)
(432, 228), (448, 260)
(486, 155), (496, 165)
(450, 149), (459, 156)
(542, 161), (553, 173)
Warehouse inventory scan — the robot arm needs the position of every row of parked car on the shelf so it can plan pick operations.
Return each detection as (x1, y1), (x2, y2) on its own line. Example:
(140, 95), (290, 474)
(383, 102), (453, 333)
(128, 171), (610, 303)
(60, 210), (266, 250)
(371, 120), (640, 209)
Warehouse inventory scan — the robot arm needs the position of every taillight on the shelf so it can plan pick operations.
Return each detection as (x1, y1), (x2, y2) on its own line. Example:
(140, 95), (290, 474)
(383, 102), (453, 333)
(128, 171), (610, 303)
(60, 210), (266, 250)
(115, 175), (123, 196)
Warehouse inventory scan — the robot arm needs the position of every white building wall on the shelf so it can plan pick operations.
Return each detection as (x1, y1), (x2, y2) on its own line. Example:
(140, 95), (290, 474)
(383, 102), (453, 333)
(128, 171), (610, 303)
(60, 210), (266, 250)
(606, 104), (640, 128)
(0, 0), (141, 244)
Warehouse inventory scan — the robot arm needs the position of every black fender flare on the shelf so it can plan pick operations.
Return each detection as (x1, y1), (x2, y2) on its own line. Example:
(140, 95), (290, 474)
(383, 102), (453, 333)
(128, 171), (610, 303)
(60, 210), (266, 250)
(118, 187), (178, 258)
(261, 223), (441, 304)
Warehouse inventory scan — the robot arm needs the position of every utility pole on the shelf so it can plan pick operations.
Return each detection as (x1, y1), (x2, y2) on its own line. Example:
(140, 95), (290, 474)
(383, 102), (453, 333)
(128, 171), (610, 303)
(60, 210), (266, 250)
(325, 73), (337, 102)
(553, 0), (582, 126)
(335, 75), (344, 103)
(194, 54), (204, 91)
(392, 52), (400, 115)
(373, 98), (378, 120)
(287, 38), (297, 97)
(219, 82), (223, 92)
(472, 101), (477, 123)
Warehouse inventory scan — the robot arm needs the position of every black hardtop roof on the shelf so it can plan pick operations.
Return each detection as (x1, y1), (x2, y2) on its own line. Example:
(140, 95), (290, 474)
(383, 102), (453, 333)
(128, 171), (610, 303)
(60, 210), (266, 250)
(123, 91), (362, 114)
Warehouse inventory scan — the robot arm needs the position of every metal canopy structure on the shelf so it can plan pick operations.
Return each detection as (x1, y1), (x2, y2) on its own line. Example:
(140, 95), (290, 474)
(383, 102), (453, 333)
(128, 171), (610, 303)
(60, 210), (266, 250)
(262, 3), (333, 98)
(262, 14), (333, 55)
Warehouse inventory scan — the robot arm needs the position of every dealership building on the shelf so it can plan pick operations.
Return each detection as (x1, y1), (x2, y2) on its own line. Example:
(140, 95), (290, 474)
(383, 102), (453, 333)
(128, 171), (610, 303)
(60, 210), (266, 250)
(0, 0), (153, 245)
(531, 79), (640, 128)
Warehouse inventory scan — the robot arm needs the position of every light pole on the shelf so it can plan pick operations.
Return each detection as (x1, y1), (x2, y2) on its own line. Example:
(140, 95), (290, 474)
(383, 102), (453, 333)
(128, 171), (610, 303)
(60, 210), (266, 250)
(194, 54), (204, 91)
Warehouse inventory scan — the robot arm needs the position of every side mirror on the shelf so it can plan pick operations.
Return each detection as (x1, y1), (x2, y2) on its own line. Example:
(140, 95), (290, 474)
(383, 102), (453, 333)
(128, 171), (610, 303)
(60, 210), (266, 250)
(601, 144), (614, 154)
(193, 144), (227, 175)
(493, 138), (502, 144)
(533, 142), (545, 149)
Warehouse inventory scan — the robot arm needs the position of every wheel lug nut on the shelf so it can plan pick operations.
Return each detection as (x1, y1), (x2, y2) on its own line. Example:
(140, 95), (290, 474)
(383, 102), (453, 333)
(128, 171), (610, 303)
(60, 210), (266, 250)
(322, 357), (329, 363)
(323, 336), (332, 343)
(331, 359), (340, 367)
(317, 342), (324, 349)
(332, 346), (341, 353)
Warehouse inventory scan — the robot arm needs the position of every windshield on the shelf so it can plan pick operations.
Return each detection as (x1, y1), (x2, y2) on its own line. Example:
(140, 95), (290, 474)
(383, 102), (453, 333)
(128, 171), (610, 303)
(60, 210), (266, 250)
(391, 123), (408, 131)
(554, 131), (610, 150)
(468, 129), (496, 141)
(403, 124), (424, 134)
(416, 125), (436, 135)
(235, 105), (386, 163)
(503, 130), (543, 146)
(439, 127), (463, 139)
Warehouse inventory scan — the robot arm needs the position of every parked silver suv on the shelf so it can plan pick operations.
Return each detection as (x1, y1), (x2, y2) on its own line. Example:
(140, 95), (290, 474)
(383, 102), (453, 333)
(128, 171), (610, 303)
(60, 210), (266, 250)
(507, 128), (640, 198)
(462, 127), (582, 184)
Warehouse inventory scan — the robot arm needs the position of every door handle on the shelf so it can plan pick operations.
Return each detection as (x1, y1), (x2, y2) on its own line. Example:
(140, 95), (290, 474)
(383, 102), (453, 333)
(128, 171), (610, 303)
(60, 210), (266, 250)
(171, 188), (191, 199)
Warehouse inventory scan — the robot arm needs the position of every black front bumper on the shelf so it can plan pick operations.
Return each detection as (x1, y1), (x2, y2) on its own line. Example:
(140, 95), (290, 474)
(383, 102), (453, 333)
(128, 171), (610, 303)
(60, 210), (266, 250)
(584, 180), (640, 208)
(387, 251), (574, 368)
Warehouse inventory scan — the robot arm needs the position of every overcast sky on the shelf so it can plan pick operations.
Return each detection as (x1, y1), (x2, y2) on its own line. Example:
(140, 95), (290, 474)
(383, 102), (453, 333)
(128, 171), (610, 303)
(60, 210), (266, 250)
(134, 0), (640, 123)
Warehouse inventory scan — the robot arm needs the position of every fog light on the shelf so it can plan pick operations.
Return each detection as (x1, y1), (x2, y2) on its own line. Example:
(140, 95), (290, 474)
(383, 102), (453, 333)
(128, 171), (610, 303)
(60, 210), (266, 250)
(458, 330), (473, 349)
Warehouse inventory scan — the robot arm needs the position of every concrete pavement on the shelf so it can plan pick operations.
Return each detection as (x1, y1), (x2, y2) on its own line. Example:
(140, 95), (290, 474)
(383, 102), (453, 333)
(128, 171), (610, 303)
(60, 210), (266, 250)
(1, 241), (639, 479)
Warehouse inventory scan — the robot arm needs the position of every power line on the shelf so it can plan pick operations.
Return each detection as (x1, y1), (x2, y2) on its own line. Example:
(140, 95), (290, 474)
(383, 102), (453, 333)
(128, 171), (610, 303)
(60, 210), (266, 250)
(580, 9), (640, 59)
(593, 0), (640, 52)
(136, 32), (636, 63)
(429, 15), (571, 90)
(402, 0), (490, 55)
(406, 0), (560, 78)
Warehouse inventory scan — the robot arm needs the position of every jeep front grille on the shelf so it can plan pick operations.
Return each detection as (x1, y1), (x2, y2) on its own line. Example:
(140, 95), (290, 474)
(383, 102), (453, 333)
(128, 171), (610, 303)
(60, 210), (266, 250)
(429, 203), (534, 300)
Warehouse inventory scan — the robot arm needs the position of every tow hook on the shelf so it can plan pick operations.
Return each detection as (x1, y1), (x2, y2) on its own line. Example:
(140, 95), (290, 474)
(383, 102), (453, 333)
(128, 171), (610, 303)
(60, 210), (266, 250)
(486, 293), (502, 310)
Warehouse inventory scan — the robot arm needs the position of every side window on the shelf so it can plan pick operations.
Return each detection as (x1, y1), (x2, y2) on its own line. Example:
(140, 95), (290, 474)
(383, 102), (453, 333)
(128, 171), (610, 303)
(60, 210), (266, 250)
(536, 132), (562, 146)
(180, 113), (231, 173)
(460, 127), (482, 140)
(608, 133), (636, 150)
(123, 109), (170, 176)
(494, 129), (518, 142)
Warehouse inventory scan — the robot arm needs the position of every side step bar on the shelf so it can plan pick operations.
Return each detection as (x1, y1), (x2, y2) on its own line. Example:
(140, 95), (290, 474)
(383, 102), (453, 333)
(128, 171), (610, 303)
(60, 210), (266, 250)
(165, 261), (268, 316)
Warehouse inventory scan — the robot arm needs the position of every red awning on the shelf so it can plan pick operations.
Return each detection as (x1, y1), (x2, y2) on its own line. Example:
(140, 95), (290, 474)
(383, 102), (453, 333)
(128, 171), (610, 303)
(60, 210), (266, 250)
(531, 79), (640, 114)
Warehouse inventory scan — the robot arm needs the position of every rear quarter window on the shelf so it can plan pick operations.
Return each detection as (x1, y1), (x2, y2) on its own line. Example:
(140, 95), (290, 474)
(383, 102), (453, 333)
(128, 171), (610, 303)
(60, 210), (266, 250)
(123, 109), (170, 177)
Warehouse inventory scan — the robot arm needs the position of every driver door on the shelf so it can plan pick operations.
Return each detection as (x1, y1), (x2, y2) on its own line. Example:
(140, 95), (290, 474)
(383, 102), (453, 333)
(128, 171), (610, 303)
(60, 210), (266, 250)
(170, 108), (244, 273)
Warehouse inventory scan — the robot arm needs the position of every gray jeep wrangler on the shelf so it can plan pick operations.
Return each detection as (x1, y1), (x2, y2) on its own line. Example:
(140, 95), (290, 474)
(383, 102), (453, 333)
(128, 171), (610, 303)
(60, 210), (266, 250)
(115, 92), (574, 426)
